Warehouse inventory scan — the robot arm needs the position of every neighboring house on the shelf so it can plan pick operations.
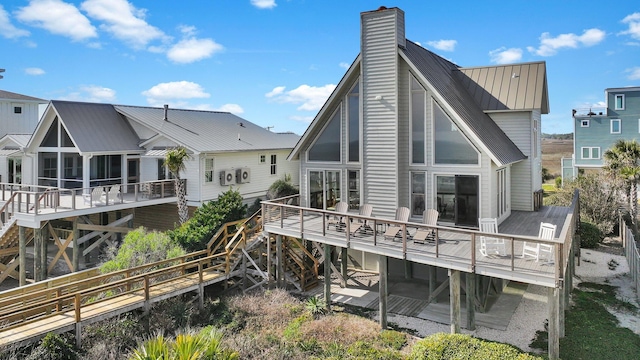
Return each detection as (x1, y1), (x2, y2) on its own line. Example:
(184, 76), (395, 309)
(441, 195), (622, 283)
(0, 90), (47, 138)
(288, 6), (548, 228)
(0, 100), (300, 229)
(563, 86), (640, 181)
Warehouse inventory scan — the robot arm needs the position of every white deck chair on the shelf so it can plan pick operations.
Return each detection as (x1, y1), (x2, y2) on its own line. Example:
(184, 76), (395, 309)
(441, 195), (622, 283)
(384, 207), (411, 241)
(522, 222), (556, 262)
(82, 187), (104, 206)
(326, 201), (349, 231)
(103, 185), (121, 204)
(478, 218), (506, 256)
(351, 204), (374, 236)
(413, 209), (439, 244)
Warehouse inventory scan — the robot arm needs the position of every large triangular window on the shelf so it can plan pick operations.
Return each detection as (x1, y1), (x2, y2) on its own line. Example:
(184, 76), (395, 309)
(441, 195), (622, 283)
(61, 124), (74, 147)
(308, 107), (341, 162)
(433, 100), (479, 165)
(41, 118), (59, 147)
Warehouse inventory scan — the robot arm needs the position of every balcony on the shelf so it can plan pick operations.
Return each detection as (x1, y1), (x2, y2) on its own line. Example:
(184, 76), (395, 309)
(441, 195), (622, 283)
(262, 192), (579, 288)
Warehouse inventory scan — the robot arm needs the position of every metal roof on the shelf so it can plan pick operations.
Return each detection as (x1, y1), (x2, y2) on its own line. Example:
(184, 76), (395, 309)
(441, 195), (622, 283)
(457, 62), (549, 114)
(114, 105), (300, 153)
(402, 41), (526, 166)
(1, 134), (31, 147)
(0, 90), (47, 103)
(51, 101), (143, 153)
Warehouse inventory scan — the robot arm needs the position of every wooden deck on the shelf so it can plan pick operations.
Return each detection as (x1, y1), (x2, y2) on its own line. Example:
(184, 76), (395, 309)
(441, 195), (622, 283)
(263, 202), (575, 288)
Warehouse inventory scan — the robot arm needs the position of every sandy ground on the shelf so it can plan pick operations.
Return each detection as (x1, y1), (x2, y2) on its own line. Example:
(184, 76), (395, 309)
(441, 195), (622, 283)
(380, 246), (639, 354)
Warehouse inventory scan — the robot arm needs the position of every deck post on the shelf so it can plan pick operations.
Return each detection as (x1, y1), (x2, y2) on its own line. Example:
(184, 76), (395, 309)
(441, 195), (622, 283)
(548, 287), (560, 359)
(34, 226), (43, 282)
(19, 226), (26, 286)
(449, 269), (460, 334)
(72, 217), (80, 272)
(276, 235), (283, 288)
(559, 282), (565, 338)
(379, 255), (388, 329)
(404, 259), (412, 279)
(266, 233), (272, 288)
(466, 272), (476, 330)
(429, 265), (437, 303)
(324, 244), (331, 311)
(340, 247), (348, 288)
(40, 225), (47, 280)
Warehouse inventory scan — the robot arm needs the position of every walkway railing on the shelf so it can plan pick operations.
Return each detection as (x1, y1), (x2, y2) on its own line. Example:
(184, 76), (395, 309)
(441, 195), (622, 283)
(622, 217), (640, 300)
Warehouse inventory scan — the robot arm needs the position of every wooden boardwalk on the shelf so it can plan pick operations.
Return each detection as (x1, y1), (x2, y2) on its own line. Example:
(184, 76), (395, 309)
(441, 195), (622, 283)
(0, 252), (234, 347)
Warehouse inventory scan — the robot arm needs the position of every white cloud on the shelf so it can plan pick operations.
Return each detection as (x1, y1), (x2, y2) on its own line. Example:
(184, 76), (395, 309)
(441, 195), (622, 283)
(265, 86), (285, 98)
(16, 0), (97, 41)
(626, 67), (640, 80)
(25, 67), (45, 75)
(266, 84), (335, 111)
(0, 5), (29, 39)
(167, 37), (223, 63)
(339, 62), (350, 70)
(527, 28), (605, 56)
(620, 12), (640, 40)
(251, 0), (276, 9)
(489, 47), (523, 64)
(215, 103), (244, 114)
(427, 39), (457, 52)
(81, 0), (167, 49)
(60, 85), (116, 102)
(142, 81), (210, 106)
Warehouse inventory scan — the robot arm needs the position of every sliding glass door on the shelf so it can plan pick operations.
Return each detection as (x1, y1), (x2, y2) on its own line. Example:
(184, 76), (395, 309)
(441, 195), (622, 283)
(436, 175), (478, 227)
(309, 170), (341, 210)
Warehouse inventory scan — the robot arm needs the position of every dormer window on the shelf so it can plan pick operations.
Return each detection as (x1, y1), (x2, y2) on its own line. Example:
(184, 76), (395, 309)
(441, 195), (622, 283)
(615, 94), (625, 110)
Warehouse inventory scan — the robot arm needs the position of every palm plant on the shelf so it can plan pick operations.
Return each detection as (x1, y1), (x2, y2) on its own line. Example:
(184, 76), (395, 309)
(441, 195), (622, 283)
(165, 146), (191, 224)
(603, 139), (640, 228)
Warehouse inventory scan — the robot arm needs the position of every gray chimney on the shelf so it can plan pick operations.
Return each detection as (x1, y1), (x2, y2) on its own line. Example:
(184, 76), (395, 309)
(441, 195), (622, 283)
(163, 104), (168, 121)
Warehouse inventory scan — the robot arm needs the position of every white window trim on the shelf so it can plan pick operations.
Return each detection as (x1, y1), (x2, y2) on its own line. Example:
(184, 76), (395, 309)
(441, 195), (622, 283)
(204, 157), (214, 183)
(637, 118), (640, 133)
(615, 94), (625, 110)
(611, 119), (621, 134)
(581, 119), (589, 127)
(305, 105), (343, 164)
(431, 98), (481, 168)
(581, 146), (600, 160)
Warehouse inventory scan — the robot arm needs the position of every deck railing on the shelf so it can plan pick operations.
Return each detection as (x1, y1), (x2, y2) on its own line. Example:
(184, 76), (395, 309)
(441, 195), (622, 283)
(0, 180), (181, 216)
(262, 191), (579, 287)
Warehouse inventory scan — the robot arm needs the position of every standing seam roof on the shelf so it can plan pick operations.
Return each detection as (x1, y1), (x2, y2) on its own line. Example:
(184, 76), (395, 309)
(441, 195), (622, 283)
(402, 41), (526, 166)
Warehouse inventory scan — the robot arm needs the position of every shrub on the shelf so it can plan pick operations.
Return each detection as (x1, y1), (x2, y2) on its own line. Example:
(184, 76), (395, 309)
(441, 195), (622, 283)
(409, 333), (541, 360)
(555, 176), (562, 188)
(81, 313), (144, 356)
(169, 188), (247, 252)
(25, 333), (79, 360)
(379, 330), (407, 350)
(546, 173), (619, 235)
(266, 174), (299, 200)
(100, 227), (186, 274)
(580, 221), (604, 249)
(246, 197), (262, 217)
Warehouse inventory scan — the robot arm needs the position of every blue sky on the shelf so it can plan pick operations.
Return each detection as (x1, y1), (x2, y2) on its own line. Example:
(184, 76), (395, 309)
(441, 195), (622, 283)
(1, 1), (639, 135)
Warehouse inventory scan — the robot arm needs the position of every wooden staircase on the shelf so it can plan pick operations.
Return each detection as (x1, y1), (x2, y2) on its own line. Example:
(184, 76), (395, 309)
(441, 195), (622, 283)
(0, 202), (35, 283)
(269, 236), (319, 292)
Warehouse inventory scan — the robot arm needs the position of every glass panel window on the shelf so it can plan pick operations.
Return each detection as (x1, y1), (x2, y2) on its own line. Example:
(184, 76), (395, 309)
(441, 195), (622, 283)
(348, 170), (360, 210)
(90, 155), (122, 185)
(63, 153), (83, 189)
(309, 170), (341, 210)
(260, 155), (266, 163)
(158, 159), (166, 180)
(581, 120), (589, 127)
(204, 158), (214, 182)
(8, 158), (22, 184)
(411, 172), (426, 217)
(270, 154), (277, 175)
(581, 147), (600, 159)
(611, 119), (621, 134)
(411, 76), (426, 164)
(62, 125), (74, 147)
(308, 108), (341, 162)
(615, 94), (625, 110)
(436, 176), (455, 223)
(309, 171), (324, 209)
(14, 106), (22, 114)
(434, 101), (479, 165)
(38, 152), (58, 186)
(41, 118), (59, 147)
(325, 171), (340, 209)
(497, 168), (507, 217)
(348, 82), (360, 162)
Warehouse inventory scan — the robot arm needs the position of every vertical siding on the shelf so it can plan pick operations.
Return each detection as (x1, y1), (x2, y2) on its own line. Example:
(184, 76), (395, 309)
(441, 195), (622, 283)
(0, 102), (40, 137)
(490, 112), (533, 211)
(361, 10), (401, 219)
(201, 150), (299, 203)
